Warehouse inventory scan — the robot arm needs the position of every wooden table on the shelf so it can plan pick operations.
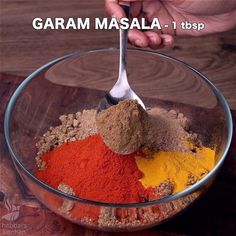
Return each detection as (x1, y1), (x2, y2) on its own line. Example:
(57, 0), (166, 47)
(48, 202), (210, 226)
(0, 1), (236, 235)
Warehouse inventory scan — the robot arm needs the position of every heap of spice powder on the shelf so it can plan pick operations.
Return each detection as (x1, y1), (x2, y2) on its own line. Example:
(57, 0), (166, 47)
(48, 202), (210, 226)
(36, 133), (215, 203)
(36, 106), (193, 161)
(136, 146), (215, 193)
(36, 134), (147, 203)
(96, 100), (148, 154)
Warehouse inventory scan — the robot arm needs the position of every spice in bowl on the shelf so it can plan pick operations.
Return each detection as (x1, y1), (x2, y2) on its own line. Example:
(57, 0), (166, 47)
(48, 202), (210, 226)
(35, 99), (215, 227)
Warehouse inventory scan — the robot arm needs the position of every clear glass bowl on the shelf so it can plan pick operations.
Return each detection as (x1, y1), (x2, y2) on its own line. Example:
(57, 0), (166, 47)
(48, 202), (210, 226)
(4, 48), (233, 232)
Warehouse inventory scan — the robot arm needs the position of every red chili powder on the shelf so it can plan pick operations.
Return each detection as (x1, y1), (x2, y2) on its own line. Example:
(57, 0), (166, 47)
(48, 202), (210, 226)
(36, 134), (146, 203)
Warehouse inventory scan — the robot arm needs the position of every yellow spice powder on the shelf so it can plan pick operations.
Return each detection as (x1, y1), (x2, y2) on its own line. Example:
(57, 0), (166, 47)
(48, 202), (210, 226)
(136, 147), (215, 193)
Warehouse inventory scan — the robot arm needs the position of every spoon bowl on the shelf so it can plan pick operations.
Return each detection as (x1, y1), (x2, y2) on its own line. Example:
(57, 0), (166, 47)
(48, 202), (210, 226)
(97, 80), (146, 112)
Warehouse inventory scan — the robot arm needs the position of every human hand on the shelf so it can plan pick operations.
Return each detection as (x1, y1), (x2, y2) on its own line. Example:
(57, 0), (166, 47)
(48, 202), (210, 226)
(105, 0), (236, 49)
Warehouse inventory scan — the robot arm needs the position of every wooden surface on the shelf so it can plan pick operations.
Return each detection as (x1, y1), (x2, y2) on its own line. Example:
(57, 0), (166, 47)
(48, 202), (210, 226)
(0, 0), (236, 235)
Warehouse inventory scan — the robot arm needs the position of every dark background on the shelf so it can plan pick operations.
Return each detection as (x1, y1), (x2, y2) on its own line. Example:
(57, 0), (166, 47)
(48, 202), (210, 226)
(0, 1), (236, 235)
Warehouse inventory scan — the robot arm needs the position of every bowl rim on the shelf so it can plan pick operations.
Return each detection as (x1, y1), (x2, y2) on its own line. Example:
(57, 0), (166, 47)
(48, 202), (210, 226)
(4, 48), (233, 207)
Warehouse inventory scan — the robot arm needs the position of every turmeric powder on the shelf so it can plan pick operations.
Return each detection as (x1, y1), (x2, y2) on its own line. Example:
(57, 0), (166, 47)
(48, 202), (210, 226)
(136, 146), (215, 193)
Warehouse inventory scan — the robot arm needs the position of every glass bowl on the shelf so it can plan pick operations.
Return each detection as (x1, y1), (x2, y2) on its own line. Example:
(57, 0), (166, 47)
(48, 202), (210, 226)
(4, 48), (233, 232)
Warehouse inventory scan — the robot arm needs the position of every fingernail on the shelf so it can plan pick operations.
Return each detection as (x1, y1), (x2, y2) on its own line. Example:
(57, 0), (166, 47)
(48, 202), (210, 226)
(163, 39), (172, 46)
(135, 40), (144, 47)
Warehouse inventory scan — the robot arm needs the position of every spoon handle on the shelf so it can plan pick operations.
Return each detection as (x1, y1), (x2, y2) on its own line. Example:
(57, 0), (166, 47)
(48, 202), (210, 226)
(119, 3), (130, 78)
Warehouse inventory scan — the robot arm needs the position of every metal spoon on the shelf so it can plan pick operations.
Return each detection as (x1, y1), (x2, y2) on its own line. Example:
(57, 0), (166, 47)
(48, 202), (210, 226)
(97, 3), (145, 112)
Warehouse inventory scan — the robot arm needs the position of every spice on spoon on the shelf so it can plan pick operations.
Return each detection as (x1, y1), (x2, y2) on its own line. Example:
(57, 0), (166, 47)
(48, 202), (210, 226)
(96, 100), (148, 154)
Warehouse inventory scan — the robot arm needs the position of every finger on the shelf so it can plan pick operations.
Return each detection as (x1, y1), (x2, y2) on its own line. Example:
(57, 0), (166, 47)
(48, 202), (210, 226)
(128, 29), (149, 48)
(105, 0), (125, 19)
(143, 31), (162, 49)
(143, 0), (175, 35)
(105, 0), (143, 19)
(160, 34), (174, 47)
(130, 1), (142, 18)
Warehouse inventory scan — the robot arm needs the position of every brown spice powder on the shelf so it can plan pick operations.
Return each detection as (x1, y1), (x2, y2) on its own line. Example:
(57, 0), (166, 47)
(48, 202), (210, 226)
(57, 183), (75, 214)
(36, 109), (97, 164)
(144, 107), (193, 152)
(36, 106), (196, 164)
(96, 100), (148, 155)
